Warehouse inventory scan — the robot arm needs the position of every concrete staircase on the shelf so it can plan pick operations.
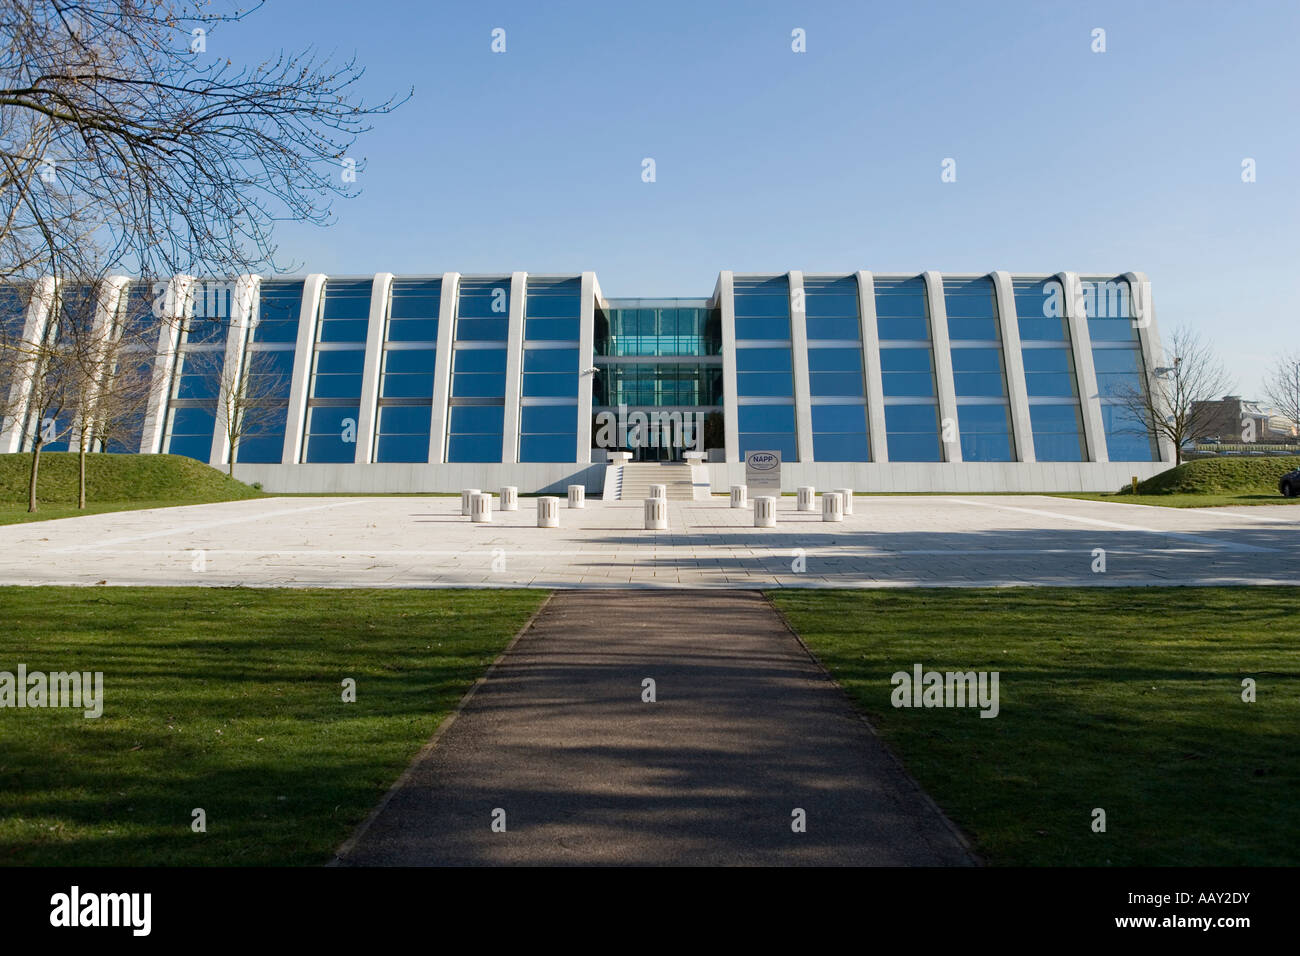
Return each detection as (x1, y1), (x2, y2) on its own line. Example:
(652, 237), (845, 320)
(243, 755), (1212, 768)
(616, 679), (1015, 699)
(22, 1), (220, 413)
(615, 462), (696, 501)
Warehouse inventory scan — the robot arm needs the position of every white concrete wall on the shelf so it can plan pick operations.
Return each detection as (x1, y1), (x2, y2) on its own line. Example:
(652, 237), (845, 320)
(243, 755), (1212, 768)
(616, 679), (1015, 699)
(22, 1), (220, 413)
(718, 271), (740, 463)
(500, 272), (527, 464)
(704, 460), (1168, 494)
(924, 270), (962, 463)
(0, 276), (56, 453)
(787, 270), (814, 461)
(857, 271), (888, 464)
(138, 276), (190, 454)
(428, 272), (459, 463)
(232, 461), (607, 495)
(281, 274), (326, 464)
(209, 274), (258, 469)
(353, 272), (393, 464)
(577, 272), (599, 462)
(991, 270), (1035, 462)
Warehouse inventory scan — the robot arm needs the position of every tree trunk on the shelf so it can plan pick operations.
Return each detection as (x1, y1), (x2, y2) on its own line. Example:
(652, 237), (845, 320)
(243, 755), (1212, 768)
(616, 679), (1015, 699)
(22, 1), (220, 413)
(28, 442), (42, 513)
(78, 432), (88, 509)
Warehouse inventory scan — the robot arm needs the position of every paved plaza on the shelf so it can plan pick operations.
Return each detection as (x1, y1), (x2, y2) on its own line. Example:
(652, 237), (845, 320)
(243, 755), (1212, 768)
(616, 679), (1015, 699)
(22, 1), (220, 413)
(0, 493), (1294, 588)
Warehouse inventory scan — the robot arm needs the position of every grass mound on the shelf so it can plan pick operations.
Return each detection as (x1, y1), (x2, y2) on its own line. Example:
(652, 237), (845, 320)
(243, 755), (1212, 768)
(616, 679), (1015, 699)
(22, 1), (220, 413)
(1133, 455), (1300, 495)
(0, 452), (261, 505)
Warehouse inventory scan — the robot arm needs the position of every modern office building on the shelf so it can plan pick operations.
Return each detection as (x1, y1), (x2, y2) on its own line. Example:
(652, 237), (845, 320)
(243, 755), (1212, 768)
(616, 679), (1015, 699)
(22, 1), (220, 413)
(0, 269), (1171, 494)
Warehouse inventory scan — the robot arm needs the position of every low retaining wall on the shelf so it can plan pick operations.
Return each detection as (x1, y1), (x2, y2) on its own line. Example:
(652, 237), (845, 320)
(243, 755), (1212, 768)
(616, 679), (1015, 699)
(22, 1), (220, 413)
(231, 462), (606, 495)
(228, 460), (1168, 496)
(705, 461), (1170, 494)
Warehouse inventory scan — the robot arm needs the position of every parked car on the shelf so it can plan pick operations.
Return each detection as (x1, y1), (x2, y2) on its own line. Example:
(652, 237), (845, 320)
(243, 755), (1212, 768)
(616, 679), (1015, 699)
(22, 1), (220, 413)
(1280, 468), (1300, 498)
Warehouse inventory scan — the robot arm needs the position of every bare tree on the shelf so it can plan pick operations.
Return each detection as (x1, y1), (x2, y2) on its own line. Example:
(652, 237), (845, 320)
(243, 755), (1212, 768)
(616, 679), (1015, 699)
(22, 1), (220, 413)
(1262, 351), (1300, 439)
(1116, 325), (1234, 466)
(1, 0), (405, 284)
(77, 303), (164, 506)
(219, 349), (289, 477)
(1, 1), (401, 506)
(5, 280), (99, 512)
(179, 344), (288, 476)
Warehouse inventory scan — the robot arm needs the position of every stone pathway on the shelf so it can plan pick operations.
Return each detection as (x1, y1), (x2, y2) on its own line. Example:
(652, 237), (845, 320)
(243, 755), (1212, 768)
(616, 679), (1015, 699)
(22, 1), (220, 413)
(334, 589), (976, 866)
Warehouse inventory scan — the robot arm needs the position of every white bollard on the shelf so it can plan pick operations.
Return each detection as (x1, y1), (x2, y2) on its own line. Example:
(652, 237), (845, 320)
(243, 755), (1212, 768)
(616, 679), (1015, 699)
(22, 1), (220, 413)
(730, 484), (748, 508)
(649, 483), (667, 500)
(837, 488), (854, 515)
(797, 486), (816, 512)
(567, 484), (585, 509)
(754, 496), (777, 528)
(537, 496), (559, 528)
(471, 492), (493, 523)
(822, 492), (843, 522)
(644, 497), (668, 531)
(500, 486), (518, 511)
(460, 488), (481, 516)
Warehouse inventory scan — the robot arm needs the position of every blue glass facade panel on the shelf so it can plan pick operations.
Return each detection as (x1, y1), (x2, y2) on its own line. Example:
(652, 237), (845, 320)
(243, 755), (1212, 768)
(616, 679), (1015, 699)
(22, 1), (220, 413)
(957, 405), (1013, 462)
(1029, 405), (1085, 462)
(884, 404), (941, 462)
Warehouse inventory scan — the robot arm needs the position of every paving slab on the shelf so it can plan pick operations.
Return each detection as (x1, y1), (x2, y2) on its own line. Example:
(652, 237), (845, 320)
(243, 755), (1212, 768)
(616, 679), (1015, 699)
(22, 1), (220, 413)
(0, 493), (1295, 588)
(334, 589), (975, 866)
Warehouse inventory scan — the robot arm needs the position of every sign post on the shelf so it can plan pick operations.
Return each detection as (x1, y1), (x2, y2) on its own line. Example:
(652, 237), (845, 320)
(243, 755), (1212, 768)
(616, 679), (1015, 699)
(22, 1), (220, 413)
(744, 450), (782, 496)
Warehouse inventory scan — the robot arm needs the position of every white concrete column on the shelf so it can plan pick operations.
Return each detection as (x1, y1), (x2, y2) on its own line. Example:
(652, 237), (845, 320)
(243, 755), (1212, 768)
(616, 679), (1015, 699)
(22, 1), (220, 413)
(281, 274), (326, 464)
(1124, 270), (1173, 463)
(577, 271), (599, 463)
(856, 271), (888, 463)
(992, 271), (1034, 462)
(788, 270), (814, 462)
(209, 274), (258, 468)
(1060, 271), (1107, 462)
(353, 272), (393, 464)
(718, 271), (739, 463)
(500, 272), (527, 464)
(0, 276), (56, 453)
(924, 271), (962, 463)
(78, 276), (131, 450)
(139, 275), (191, 455)
(428, 272), (459, 463)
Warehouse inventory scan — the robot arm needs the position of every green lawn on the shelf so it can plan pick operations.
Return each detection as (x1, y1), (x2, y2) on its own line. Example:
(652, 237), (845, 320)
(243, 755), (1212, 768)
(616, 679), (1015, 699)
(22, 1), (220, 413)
(0, 453), (262, 525)
(770, 588), (1300, 866)
(1052, 492), (1299, 509)
(0, 587), (545, 866)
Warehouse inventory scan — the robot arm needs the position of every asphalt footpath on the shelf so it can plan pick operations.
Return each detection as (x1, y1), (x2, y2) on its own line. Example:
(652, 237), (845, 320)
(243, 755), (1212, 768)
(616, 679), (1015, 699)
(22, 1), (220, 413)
(334, 589), (976, 866)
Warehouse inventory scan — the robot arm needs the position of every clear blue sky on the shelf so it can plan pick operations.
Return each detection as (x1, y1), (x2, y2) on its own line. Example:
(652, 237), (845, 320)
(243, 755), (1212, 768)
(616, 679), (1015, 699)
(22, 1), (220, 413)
(215, 0), (1299, 398)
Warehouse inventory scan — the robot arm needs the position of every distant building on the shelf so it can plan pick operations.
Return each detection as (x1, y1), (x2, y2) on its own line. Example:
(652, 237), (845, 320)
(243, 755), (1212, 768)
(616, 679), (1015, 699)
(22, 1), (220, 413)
(1191, 395), (1296, 442)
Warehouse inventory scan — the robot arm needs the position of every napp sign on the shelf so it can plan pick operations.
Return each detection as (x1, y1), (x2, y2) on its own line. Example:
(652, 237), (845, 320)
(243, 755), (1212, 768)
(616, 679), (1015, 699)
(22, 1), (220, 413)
(744, 450), (782, 494)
